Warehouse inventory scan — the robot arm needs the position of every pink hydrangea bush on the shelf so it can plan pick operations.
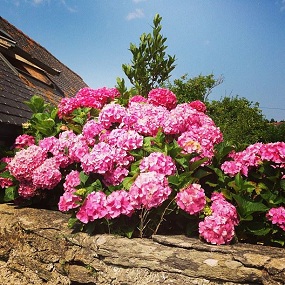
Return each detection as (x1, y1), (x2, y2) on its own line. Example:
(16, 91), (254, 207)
(3, 86), (285, 245)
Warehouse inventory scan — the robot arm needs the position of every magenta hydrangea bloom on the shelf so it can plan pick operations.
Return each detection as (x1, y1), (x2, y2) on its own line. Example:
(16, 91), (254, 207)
(13, 134), (35, 149)
(176, 183), (206, 215)
(128, 95), (147, 106)
(147, 88), (177, 110)
(0, 177), (13, 189)
(76, 191), (108, 223)
(266, 206), (285, 231)
(58, 191), (81, 212)
(18, 181), (37, 198)
(82, 119), (104, 145)
(139, 152), (177, 176)
(189, 100), (207, 113)
(8, 145), (47, 182)
(63, 170), (81, 192)
(198, 192), (239, 245)
(58, 87), (120, 118)
(103, 167), (129, 186)
(198, 214), (236, 245)
(105, 190), (134, 219)
(210, 192), (239, 226)
(32, 158), (62, 190)
(129, 171), (172, 210)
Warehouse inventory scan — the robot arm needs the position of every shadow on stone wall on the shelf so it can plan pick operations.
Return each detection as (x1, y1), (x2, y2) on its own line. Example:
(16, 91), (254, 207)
(0, 203), (284, 285)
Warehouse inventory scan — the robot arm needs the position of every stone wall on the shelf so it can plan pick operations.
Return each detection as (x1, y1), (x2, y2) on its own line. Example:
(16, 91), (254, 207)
(0, 203), (284, 285)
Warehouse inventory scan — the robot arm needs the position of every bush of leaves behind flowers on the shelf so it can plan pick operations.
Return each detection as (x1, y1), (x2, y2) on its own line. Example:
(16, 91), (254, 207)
(1, 86), (285, 246)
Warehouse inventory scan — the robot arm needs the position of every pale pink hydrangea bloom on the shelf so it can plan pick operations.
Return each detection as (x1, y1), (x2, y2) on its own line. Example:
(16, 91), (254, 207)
(80, 142), (115, 174)
(68, 134), (90, 163)
(176, 183), (206, 215)
(58, 191), (81, 212)
(147, 88), (177, 110)
(107, 129), (144, 151)
(123, 102), (168, 136)
(129, 171), (172, 210)
(259, 142), (285, 164)
(266, 206), (285, 231)
(76, 191), (108, 223)
(8, 145), (47, 181)
(32, 158), (62, 190)
(98, 103), (127, 129)
(13, 134), (35, 149)
(18, 181), (37, 198)
(105, 190), (134, 219)
(189, 100), (207, 113)
(139, 152), (177, 176)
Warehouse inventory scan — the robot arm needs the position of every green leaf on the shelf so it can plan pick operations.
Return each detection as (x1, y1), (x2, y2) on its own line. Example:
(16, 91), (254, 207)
(189, 157), (208, 171)
(232, 193), (269, 220)
(68, 216), (78, 228)
(79, 171), (89, 185)
(3, 186), (18, 202)
(280, 179), (285, 191)
(246, 223), (272, 236)
(122, 176), (136, 190)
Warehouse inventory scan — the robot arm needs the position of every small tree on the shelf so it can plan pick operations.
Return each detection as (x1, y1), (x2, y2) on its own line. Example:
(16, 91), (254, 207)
(165, 73), (224, 103)
(120, 14), (176, 97)
(207, 96), (269, 147)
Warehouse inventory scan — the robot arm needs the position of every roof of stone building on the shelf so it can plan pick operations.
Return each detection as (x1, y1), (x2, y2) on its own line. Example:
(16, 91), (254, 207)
(0, 16), (88, 128)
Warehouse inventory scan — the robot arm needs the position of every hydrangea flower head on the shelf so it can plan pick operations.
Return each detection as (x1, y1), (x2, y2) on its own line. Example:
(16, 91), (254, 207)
(176, 183), (206, 215)
(129, 171), (172, 210)
(13, 134), (35, 149)
(139, 152), (177, 176)
(147, 88), (177, 110)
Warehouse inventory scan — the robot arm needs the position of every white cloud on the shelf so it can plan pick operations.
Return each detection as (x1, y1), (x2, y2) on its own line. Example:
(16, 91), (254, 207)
(126, 8), (145, 20)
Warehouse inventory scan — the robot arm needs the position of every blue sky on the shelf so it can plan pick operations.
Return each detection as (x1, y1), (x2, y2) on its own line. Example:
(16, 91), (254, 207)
(2, 0), (285, 121)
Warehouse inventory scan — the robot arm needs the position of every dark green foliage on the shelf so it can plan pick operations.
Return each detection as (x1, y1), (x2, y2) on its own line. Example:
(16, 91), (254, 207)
(165, 73), (224, 103)
(207, 96), (269, 147)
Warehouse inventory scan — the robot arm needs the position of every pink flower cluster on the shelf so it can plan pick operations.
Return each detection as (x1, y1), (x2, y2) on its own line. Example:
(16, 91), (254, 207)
(58, 170), (81, 212)
(221, 142), (285, 176)
(266, 206), (285, 231)
(199, 192), (239, 245)
(147, 88), (177, 110)
(189, 100), (207, 113)
(129, 171), (172, 210)
(0, 157), (13, 189)
(13, 134), (35, 149)
(176, 183), (206, 215)
(139, 152), (176, 176)
(57, 87), (120, 118)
